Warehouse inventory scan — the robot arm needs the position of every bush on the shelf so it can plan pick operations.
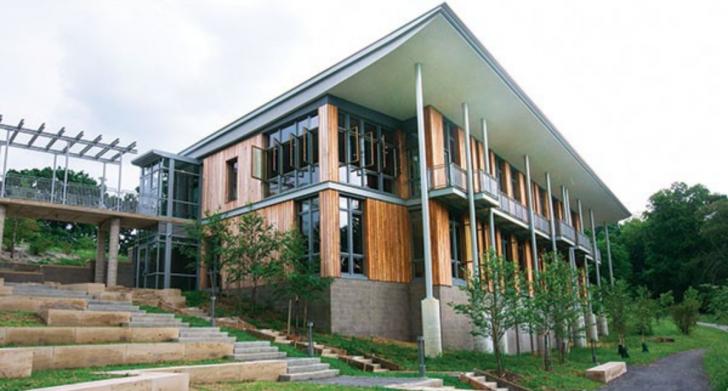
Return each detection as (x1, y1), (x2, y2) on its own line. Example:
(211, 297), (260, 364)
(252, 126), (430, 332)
(671, 287), (701, 335)
(705, 282), (728, 324)
(28, 235), (53, 255)
(633, 286), (656, 337)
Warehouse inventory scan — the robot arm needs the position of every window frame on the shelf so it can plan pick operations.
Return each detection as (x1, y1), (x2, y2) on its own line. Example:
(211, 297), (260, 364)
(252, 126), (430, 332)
(297, 196), (321, 267)
(339, 196), (365, 277)
(225, 157), (238, 202)
(263, 112), (320, 196)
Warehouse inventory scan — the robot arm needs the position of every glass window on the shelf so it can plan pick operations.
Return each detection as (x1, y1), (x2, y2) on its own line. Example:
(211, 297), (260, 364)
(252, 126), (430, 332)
(450, 218), (465, 280)
(339, 195), (365, 276)
(338, 111), (399, 194)
(226, 158), (238, 202)
(510, 165), (521, 201)
(297, 196), (320, 267)
(261, 112), (319, 196)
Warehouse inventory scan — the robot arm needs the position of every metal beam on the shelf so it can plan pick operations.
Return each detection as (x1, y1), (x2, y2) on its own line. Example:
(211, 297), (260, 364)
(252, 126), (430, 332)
(27, 123), (45, 146)
(462, 102), (479, 279)
(62, 131), (85, 153)
(0, 122), (137, 155)
(415, 63), (434, 299)
(78, 135), (102, 156)
(95, 138), (119, 159)
(46, 127), (65, 150)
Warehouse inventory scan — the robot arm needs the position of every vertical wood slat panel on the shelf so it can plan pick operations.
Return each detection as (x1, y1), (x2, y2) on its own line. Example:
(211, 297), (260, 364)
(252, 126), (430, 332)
(318, 104), (339, 182)
(429, 200), (451, 286)
(457, 128), (467, 167)
(396, 130), (410, 199)
(517, 172), (527, 205)
(424, 107), (445, 168)
(319, 189), (340, 277)
(364, 199), (412, 283)
(504, 162), (513, 198)
(201, 134), (264, 214)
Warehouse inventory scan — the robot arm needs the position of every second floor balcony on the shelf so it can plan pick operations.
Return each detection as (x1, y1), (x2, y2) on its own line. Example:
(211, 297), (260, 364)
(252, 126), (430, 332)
(576, 232), (593, 254)
(498, 192), (529, 226)
(555, 220), (576, 244)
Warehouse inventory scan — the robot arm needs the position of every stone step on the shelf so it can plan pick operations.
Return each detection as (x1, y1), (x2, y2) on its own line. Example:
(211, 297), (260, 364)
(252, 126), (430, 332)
(179, 331), (227, 338)
(130, 321), (188, 328)
(286, 357), (321, 366)
(278, 369), (339, 381)
(233, 351), (287, 361)
(179, 327), (219, 332)
(88, 304), (141, 312)
(234, 341), (271, 348)
(234, 345), (279, 354)
(287, 363), (330, 374)
(178, 336), (236, 343)
(132, 313), (176, 319)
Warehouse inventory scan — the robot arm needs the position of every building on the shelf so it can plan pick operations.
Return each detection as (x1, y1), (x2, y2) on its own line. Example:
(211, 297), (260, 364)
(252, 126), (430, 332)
(131, 4), (630, 355)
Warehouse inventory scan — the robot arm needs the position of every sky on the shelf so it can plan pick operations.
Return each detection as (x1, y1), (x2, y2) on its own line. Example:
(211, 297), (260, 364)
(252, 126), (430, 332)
(1, 0), (726, 216)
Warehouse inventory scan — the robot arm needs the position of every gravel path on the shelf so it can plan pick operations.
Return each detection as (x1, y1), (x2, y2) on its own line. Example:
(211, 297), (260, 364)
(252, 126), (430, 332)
(599, 349), (710, 391)
(698, 321), (728, 333)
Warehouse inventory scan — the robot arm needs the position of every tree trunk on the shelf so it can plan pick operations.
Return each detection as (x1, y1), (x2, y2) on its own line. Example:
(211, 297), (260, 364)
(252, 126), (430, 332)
(250, 280), (258, 310)
(493, 335), (504, 376)
(303, 301), (308, 328)
(286, 298), (293, 336)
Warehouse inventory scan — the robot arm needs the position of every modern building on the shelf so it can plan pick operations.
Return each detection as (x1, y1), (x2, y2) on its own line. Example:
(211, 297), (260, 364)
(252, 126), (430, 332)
(131, 3), (630, 355)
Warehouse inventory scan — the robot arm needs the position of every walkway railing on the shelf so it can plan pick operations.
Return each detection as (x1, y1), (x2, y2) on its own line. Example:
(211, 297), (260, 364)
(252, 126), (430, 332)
(0, 173), (158, 215)
(533, 213), (551, 235)
(477, 170), (500, 200)
(556, 220), (576, 242)
(428, 163), (467, 192)
(498, 192), (529, 225)
(577, 232), (593, 253)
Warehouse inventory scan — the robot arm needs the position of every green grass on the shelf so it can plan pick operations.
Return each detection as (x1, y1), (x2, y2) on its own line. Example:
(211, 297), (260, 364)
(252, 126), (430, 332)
(192, 381), (378, 391)
(314, 320), (728, 391)
(0, 358), (231, 391)
(0, 311), (45, 327)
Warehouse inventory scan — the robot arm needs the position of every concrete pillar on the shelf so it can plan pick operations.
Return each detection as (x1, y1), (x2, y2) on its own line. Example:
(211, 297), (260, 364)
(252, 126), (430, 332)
(0, 205), (5, 251)
(106, 218), (121, 287)
(598, 314), (609, 337)
(575, 313), (587, 348)
(95, 223), (107, 283)
(415, 63), (442, 357)
(587, 312), (599, 343)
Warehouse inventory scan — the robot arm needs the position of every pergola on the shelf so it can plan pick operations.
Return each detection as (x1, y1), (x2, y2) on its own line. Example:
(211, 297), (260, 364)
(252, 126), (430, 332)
(0, 115), (137, 208)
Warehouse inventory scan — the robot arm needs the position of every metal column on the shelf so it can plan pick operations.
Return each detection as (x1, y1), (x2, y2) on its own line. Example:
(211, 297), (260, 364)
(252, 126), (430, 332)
(577, 200), (584, 234)
(1, 129), (10, 197)
(462, 103), (479, 278)
(415, 63), (434, 300)
(545, 173), (557, 253)
(116, 155), (123, 210)
(589, 209), (601, 287)
(62, 143), (69, 204)
(50, 155), (57, 202)
(481, 118), (491, 175)
(605, 223), (614, 285)
(524, 155), (539, 277)
(163, 158), (175, 289)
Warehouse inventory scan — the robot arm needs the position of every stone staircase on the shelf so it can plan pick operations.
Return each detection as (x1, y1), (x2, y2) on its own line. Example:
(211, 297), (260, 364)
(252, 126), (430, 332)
(340, 355), (389, 372)
(178, 327), (235, 343)
(233, 340), (287, 361)
(130, 312), (188, 328)
(87, 300), (141, 313)
(280, 357), (339, 381)
(459, 372), (509, 391)
(6, 283), (93, 299)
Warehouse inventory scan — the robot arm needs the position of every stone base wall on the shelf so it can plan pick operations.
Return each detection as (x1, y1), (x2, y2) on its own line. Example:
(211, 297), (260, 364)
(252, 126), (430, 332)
(0, 262), (133, 287)
(0, 327), (178, 346)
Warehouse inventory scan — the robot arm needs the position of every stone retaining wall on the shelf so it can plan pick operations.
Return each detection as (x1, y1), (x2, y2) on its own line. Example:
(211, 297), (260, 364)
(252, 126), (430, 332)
(41, 309), (131, 327)
(116, 359), (287, 384)
(0, 327), (178, 346)
(0, 296), (87, 312)
(0, 262), (133, 286)
(37, 371), (189, 390)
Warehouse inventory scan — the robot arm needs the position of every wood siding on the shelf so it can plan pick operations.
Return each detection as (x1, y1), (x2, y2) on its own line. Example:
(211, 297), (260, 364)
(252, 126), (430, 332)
(319, 104), (339, 182)
(201, 134), (264, 214)
(429, 200), (451, 286)
(319, 189), (340, 277)
(364, 199), (412, 283)
(396, 130), (410, 199)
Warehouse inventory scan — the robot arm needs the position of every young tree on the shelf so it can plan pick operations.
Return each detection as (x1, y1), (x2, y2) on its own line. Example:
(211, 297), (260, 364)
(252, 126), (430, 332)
(656, 291), (674, 323)
(601, 280), (631, 356)
(671, 287), (701, 335)
(525, 252), (582, 367)
(633, 286), (657, 352)
(225, 211), (287, 310)
(705, 282), (728, 323)
(278, 230), (332, 334)
(451, 250), (526, 376)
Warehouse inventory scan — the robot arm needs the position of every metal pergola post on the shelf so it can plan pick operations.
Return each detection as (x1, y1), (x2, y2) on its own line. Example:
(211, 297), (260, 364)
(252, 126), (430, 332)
(99, 163), (107, 208)
(62, 143), (69, 204)
(1, 128), (10, 197)
(50, 154), (57, 202)
(116, 155), (123, 210)
(462, 103), (479, 279)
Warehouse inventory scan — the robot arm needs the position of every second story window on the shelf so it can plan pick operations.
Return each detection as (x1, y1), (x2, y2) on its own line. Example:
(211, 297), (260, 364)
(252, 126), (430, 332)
(510, 165), (522, 202)
(255, 112), (319, 197)
(226, 157), (238, 202)
(338, 111), (399, 194)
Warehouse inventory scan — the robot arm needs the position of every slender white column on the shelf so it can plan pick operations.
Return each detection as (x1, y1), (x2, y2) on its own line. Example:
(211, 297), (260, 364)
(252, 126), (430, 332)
(524, 155), (539, 277)
(415, 63), (442, 357)
(481, 119), (490, 175)
(589, 209), (601, 287)
(605, 223), (614, 286)
(545, 173), (557, 252)
(462, 103), (479, 278)
(577, 200), (584, 234)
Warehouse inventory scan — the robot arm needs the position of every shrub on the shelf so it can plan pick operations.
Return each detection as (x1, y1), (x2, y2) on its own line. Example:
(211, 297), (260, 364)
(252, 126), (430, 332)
(28, 235), (53, 255)
(671, 287), (701, 335)
(633, 286), (657, 337)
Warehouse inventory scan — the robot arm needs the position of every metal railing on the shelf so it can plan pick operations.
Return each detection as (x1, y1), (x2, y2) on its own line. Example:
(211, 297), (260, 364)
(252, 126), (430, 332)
(428, 163), (467, 192)
(498, 192), (529, 224)
(477, 170), (500, 200)
(555, 220), (576, 242)
(577, 232), (593, 253)
(533, 213), (551, 235)
(0, 173), (158, 215)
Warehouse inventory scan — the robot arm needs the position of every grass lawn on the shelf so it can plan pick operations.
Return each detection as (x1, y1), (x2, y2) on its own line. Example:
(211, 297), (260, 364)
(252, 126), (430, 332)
(192, 381), (379, 391)
(314, 320), (728, 391)
(0, 358), (231, 391)
(0, 311), (44, 327)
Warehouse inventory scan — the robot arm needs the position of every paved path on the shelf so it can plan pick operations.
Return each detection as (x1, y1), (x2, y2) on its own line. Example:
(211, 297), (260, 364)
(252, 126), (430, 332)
(698, 321), (728, 333)
(599, 349), (710, 391)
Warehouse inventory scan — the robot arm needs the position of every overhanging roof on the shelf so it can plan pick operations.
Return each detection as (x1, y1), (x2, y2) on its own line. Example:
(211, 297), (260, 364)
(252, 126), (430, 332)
(180, 3), (630, 223)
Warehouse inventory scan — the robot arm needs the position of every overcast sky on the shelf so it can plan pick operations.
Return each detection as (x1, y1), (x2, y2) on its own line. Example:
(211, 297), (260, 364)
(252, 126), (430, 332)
(1, 0), (726, 216)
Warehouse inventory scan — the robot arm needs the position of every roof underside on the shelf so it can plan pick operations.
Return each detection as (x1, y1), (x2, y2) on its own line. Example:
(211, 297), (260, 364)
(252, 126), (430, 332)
(181, 4), (630, 223)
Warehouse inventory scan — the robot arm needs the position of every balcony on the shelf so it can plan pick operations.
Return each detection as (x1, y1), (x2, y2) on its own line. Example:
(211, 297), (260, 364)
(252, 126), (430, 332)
(498, 192), (529, 226)
(0, 172), (156, 215)
(428, 163), (466, 192)
(476, 170), (500, 206)
(555, 220), (576, 243)
(533, 213), (551, 236)
(576, 232), (593, 254)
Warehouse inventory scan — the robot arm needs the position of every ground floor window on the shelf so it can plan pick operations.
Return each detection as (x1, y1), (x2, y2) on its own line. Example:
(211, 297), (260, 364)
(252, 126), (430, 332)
(450, 219), (466, 281)
(298, 196), (320, 267)
(339, 196), (364, 276)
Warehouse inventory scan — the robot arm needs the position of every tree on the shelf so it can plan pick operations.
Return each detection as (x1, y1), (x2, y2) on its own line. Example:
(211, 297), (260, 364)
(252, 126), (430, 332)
(278, 230), (332, 334)
(451, 250), (525, 376)
(633, 286), (656, 347)
(3, 217), (39, 258)
(601, 280), (631, 351)
(705, 282), (728, 323)
(524, 253), (582, 367)
(671, 287), (701, 335)
(656, 291), (674, 323)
